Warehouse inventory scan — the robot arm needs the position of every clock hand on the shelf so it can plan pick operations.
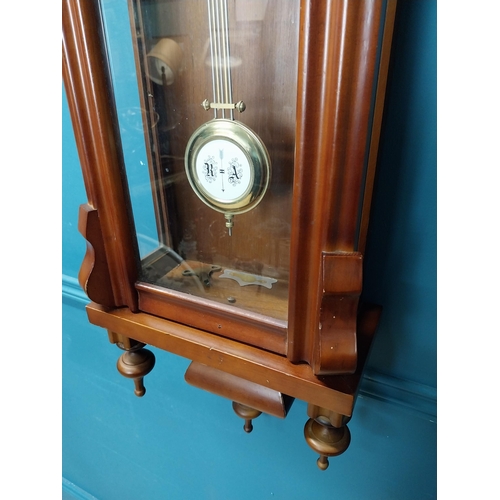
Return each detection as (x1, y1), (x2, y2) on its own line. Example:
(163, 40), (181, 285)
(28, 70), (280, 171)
(219, 148), (225, 192)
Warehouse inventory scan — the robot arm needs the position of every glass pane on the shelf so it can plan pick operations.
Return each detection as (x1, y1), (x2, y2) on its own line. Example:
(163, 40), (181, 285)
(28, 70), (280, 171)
(106, 0), (299, 323)
(101, 0), (161, 256)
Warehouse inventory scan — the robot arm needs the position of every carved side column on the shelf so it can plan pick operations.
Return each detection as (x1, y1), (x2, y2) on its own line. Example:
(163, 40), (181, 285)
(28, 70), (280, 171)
(63, 0), (140, 311)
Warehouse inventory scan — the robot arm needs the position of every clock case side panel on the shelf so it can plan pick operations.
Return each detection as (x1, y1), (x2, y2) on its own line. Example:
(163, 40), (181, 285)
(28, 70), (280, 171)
(62, 0), (141, 311)
(287, 0), (397, 374)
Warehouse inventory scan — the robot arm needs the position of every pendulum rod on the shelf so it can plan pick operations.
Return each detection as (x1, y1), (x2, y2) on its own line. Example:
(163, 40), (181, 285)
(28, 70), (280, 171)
(207, 0), (217, 119)
(221, 0), (234, 120)
(207, 0), (234, 120)
(214, 0), (224, 117)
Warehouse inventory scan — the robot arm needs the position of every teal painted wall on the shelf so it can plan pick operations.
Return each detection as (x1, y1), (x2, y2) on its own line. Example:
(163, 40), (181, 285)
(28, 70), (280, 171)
(62, 1), (437, 498)
(362, 0), (437, 389)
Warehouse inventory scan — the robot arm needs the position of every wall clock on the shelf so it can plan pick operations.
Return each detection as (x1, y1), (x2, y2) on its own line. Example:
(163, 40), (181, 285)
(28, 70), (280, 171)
(63, 0), (398, 470)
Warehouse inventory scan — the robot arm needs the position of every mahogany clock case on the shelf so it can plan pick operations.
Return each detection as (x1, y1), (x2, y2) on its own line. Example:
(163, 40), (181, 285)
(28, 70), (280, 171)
(63, 0), (396, 374)
(63, 0), (398, 468)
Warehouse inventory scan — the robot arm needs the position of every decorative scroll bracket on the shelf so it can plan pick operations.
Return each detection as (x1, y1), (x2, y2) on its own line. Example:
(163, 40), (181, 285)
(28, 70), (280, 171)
(77, 204), (116, 307)
(312, 252), (363, 375)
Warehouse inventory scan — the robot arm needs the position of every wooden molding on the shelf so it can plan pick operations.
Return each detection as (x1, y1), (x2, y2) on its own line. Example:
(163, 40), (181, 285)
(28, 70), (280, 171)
(86, 301), (381, 417)
(357, 0), (399, 255)
(62, 0), (140, 310)
(288, 0), (389, 366)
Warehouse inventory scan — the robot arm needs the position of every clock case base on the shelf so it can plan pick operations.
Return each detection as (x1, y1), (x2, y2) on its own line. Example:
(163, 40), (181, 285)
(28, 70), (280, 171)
(88, 300), (380, 467)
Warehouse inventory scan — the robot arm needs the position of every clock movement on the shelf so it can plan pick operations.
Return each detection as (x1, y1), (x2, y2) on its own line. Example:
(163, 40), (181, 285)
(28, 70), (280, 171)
(63, 0), (398, 469)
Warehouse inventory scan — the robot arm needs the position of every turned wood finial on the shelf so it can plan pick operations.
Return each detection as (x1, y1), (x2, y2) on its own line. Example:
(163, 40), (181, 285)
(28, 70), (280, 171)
(232, 402), (262, 433)
(304, 416), (351, 470)
(111, 334), (155, 397)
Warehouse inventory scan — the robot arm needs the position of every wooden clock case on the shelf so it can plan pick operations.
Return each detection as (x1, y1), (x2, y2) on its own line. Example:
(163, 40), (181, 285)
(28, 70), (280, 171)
(62, 0), (397, 469)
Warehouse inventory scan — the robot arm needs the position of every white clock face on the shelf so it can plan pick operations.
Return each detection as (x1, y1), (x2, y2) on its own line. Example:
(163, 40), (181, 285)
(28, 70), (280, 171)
(195, 138), (252, 203)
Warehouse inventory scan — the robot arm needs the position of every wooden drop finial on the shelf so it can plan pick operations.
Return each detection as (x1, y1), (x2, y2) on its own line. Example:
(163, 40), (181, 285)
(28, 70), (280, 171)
(232, 402), (262, 433)
(304, 416), (351, 470)
(116, 345), (156, 397)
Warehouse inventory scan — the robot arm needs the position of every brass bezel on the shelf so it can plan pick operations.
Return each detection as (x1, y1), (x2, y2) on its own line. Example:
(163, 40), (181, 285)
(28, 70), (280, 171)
(185, 119), (271, 215)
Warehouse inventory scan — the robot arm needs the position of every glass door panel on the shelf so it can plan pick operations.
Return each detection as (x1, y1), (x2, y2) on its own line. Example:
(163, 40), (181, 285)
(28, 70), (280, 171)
(104, 0), (300, 324)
